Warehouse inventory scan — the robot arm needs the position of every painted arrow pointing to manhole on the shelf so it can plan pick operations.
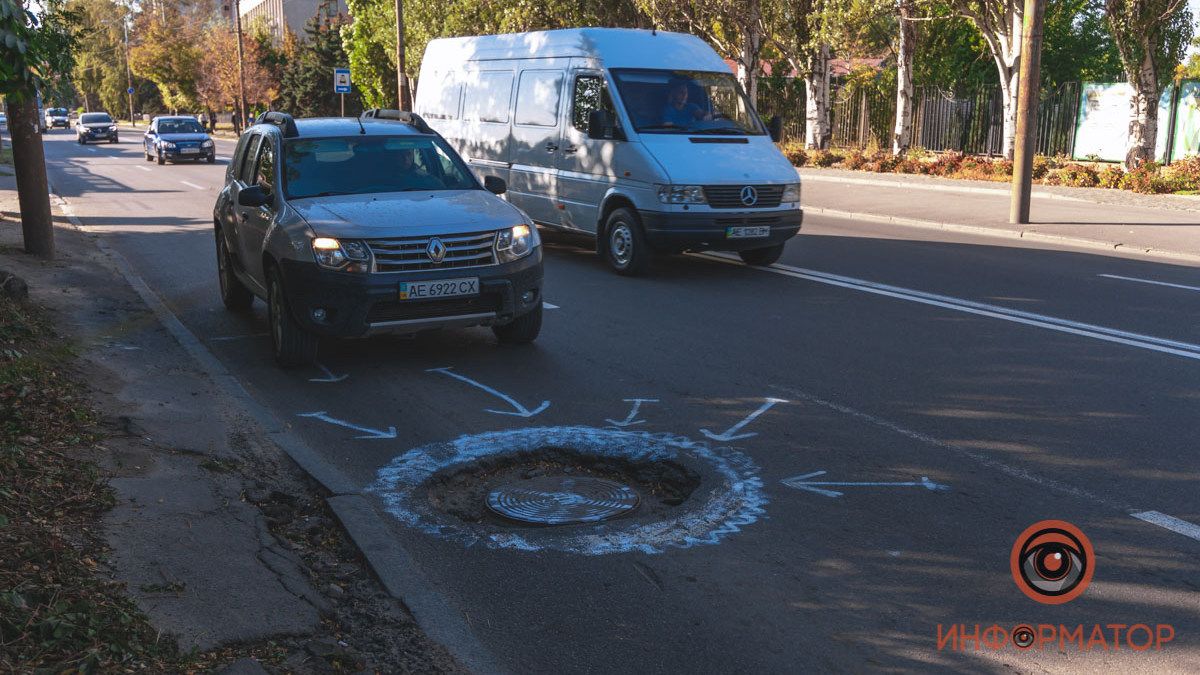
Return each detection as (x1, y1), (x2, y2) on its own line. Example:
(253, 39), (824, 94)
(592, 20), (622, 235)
(296, 411), (397, 439)
(309, 362), (348, 383)
(782, 471), (950, 498)
(605, 398), (658, 427)
(700, 397), (787, 441)
(426, 367), (550, 417)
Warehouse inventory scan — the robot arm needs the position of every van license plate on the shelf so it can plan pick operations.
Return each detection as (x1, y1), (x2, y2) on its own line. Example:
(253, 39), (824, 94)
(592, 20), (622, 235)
(399, 278), (479, 301)
(726, 226), (770, 239)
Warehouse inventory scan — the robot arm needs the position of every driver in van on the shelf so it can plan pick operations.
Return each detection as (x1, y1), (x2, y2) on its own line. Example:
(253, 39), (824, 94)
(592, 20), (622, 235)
(660, 79), (710, 127)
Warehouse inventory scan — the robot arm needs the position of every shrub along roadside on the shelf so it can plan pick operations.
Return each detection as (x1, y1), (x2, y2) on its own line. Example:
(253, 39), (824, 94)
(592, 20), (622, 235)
(780, 144), (1200, 195)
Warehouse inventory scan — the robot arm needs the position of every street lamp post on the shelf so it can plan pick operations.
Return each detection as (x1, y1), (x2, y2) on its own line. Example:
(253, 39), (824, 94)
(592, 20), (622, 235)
(234, 0), (248, 132)
(123, 16), (135, 126)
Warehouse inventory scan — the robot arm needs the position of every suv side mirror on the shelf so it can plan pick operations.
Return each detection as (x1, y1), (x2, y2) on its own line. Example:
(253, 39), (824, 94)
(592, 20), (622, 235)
(767, 115), (783, 143)
(587, 109), (613, 140)
(483, 175), (507, 195)
(238, 184), (271, 207)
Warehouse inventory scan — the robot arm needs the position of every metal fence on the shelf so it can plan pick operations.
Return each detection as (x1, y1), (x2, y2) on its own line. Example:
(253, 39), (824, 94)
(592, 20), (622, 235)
(759, 80), (1081, 157)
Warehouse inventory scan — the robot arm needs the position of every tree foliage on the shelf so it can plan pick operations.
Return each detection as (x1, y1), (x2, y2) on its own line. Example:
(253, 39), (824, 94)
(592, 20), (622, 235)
(128, 5), (202, 112)
(280, 16), (360, 117)
(1, 0), (78, 101)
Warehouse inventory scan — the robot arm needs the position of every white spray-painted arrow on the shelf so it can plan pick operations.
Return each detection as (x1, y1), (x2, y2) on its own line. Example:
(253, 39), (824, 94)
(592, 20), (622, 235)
(605, 398), (659, 427)
(781, 471), (950, 498)
(426, 367), (550, 417)
(309, 362), (348, 383)
(296, 411), (396, 439)
(700, 397), (787, 441)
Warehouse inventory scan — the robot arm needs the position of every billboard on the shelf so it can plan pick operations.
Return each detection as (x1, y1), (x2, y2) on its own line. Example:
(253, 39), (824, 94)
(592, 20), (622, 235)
(1073, 82), (1171, 162)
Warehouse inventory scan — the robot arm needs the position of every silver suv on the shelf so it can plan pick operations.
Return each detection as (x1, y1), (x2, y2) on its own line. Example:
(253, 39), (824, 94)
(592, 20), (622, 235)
(212, 111), (544, 366)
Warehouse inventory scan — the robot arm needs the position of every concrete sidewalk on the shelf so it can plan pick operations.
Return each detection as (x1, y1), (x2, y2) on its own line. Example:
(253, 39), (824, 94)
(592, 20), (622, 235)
(798, 167), (1200, 264)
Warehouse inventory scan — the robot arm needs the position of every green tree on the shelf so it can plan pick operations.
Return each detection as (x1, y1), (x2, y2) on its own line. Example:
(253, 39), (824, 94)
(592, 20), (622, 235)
(128, 5), (201, 112)
(280, 15), (360, 116)
(69, 0), (132, 115)
(1105, 0), (1193, 166)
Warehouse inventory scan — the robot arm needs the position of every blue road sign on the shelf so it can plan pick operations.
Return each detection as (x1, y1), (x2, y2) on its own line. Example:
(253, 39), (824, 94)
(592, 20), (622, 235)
(334, 68), (351, 94)
(127, 87), (135, 95)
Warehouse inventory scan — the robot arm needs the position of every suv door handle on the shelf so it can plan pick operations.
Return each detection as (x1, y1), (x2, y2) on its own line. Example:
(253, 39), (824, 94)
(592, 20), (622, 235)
(544, 142), (559, 152)
(563, 145), (578, 154)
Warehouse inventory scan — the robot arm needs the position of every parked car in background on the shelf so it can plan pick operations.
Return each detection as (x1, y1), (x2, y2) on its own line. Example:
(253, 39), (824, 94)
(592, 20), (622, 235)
(44, 107), (70, 129)
(144, 115), (215, 164)
(0, 112), (7, 134)
(213, 111), (544, 366)
(76, 112), (118, 144)
(416, 28), (802, 275)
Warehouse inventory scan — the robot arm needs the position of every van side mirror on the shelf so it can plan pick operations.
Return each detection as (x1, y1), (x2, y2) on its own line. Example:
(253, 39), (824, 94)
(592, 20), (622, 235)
(768, 115), (783, 143)
(587, 109), (613, 140)
(483, 175), (507, 195)
(238, 184), (271, 207)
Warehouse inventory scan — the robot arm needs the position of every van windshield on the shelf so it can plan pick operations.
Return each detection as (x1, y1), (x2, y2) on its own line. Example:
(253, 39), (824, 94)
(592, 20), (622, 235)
(610, 69), (765, 135)
(283, 136), (478, 199)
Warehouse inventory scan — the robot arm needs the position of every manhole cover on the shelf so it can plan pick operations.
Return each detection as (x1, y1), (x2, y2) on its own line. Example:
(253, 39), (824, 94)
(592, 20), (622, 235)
(486, 475), (640, 525)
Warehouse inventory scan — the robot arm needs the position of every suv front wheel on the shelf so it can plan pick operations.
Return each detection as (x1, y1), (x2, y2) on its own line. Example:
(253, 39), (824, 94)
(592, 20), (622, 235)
(267, 266), (318, 367)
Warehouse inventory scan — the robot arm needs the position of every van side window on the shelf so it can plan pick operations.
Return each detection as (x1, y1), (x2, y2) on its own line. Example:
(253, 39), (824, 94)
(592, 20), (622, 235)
(463, 71), (512, 124)
(515, 70), (563, 127)
(571, 75), (616, 132)
(238, 135), (262, 183)
(425, 71), (460, 120)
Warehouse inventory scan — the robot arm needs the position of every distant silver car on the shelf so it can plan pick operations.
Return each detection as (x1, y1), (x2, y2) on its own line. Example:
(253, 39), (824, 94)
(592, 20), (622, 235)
(212, 111), (545, 366)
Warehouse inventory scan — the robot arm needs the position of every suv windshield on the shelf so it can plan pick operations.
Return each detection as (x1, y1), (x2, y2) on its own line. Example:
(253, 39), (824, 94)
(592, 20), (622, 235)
(80, 113), (113, 124)
(610, 69), (764, 135)
(158, 118), (204, 134)
(283, 136), (477, 199)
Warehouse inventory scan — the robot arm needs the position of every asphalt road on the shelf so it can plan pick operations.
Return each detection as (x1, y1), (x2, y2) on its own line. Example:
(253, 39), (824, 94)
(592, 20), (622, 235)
(42, 128), (1200, 672)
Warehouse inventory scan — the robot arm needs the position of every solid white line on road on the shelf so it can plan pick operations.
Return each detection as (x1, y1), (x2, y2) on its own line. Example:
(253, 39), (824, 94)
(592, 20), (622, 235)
(135, 165), (151, 172)
(699, 253), (1200, 362)
(180, 181), (205, 190)
(1131, 511), (1200, 543)
(1099, 273), (1200, 293)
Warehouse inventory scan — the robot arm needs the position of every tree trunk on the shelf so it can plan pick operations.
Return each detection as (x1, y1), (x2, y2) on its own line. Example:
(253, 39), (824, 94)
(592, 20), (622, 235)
(6, 96), (54, 259)
(999, 66), (1019, 159)
(1125, 45), (1158, 168)
(738, 0), (763, 104)
(892, 0), (916, 154)
(804, 44), (831, 149)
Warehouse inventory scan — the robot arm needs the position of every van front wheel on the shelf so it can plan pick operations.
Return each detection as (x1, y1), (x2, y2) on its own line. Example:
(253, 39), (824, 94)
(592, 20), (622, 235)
(738, 243), (785, 267)
(603, 208), (653, 276)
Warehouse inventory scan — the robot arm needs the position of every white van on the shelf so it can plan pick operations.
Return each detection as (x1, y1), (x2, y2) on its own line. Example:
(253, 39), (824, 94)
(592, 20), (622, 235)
(415, 28), (803, 275)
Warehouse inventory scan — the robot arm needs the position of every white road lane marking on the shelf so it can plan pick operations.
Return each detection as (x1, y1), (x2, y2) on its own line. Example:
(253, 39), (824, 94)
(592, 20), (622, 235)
(85, 147), (97, 153)
(544, 302), (560, 309)
(1099, 273), (1200, 293)
(135, 165), (151, 172)
(180, 180), (205, 190)
(1131, 511), (1200, 543)
(699, 253), (1200, 362)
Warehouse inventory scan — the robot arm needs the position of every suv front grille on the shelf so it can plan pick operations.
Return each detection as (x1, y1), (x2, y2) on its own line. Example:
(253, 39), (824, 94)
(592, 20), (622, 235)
(366, 232), (497, 272)
(367, 293), (501, 323)
(703, 185), (784, 209)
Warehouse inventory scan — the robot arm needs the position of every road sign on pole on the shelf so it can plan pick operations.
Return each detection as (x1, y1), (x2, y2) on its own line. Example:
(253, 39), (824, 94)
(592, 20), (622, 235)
(334, 68), (352, 94)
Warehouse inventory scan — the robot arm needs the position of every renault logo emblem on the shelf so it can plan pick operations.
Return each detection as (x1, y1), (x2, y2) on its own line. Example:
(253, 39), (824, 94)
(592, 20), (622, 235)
(740, 185), (758, 206)
(427, 237), (447, 263)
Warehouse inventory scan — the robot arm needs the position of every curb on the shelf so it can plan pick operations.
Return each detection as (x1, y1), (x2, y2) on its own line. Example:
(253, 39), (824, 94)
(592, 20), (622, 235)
(798, 171), (1091, 203)
(47, 188), (503, 674)
(805, 206), (1200, 266)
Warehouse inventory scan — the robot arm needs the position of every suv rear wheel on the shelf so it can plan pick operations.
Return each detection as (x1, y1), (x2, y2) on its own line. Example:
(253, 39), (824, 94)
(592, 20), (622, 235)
(603, 207), (653, 276)
(267, 266), (317, 367)
(216, 234), (253, 311)
(493, 301), (542, 344)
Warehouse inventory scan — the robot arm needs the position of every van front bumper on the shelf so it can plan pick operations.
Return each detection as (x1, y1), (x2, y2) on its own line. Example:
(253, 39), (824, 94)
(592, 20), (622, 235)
(639, 209), (803, 253)
(278, 250), (544, 338)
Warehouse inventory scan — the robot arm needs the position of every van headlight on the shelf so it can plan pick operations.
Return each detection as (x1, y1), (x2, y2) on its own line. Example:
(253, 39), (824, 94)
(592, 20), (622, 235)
(496, 224), (539, 263)
(312, 237), (371, 271)
(656, 184), (707, 204)
(781, 183), (801, 203)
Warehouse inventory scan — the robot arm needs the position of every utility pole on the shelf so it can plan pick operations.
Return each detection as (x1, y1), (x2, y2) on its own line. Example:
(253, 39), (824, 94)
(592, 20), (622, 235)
(123, 12), (135, 126)
(234, 0), (248, 131)
(394, 0), (409, 110)
(1009, 0), (1046, 224)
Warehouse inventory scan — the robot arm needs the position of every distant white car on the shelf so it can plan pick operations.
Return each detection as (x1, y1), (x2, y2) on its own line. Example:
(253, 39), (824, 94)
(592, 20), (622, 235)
(0, 112), (7, 133)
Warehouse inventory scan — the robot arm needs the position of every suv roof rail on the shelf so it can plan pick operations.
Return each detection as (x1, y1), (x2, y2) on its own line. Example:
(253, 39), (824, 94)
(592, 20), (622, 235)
(256, 111), (299, 138)
(360, 109), (434, 134)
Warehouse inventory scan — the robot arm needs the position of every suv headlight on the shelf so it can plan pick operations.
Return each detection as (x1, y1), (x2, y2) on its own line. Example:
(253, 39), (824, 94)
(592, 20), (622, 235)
(656, 184), (707, 204)
(312, 237), (371, 271)
(161, 141), (176, 149)
(495, 224), (538, 263)
(781, 183), (801, 204)
(202, 140), (214, 148)
(107, 125), (117, 132)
